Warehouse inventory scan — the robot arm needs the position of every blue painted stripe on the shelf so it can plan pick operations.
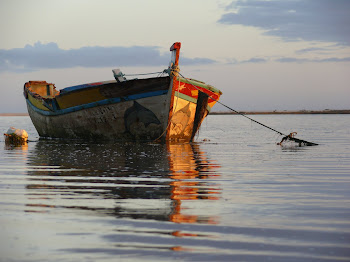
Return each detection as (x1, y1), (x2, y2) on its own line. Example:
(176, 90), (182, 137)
(60, 84), (92, 93)
(27, 90), (168, 116)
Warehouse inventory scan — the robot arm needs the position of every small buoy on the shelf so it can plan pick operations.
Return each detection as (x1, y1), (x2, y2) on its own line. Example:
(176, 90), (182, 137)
(4, 127), (28, 145)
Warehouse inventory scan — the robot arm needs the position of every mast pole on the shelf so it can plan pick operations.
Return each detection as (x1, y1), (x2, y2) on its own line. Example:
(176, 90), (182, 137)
(165, 42), (182, 141)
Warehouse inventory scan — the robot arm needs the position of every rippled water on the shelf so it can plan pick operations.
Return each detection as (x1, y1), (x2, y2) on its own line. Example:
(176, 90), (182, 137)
(1, 115), (349, 261)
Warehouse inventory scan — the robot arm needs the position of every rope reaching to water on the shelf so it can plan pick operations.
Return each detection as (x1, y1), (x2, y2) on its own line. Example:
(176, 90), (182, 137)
(178, 72), (318, 146)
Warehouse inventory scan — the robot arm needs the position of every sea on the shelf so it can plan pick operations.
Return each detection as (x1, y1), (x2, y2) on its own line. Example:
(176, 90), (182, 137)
(0, 114), (349, 262)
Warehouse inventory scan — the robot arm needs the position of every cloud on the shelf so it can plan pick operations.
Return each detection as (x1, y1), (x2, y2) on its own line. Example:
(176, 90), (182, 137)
(275, 57), (309, 63)
(295, 47), (330, 55)
(226, 57), (268, 64)
(241, 58), (268, 64)
(218, 0), (350, 45)
(295, 44), (346, 55)
(225, 56), (350, 64)
(0, 42), (216, 72)
(276, 56), (350, 63)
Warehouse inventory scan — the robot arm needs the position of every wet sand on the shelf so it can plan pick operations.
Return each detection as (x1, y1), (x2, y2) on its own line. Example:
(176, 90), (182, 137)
(0, 113), (29, 116)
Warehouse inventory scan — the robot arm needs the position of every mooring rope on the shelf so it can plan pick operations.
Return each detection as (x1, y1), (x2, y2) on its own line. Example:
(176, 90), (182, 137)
(177, 72), (318, 146)
(123, 71), (164, 77)
(177, 72), (285, 136)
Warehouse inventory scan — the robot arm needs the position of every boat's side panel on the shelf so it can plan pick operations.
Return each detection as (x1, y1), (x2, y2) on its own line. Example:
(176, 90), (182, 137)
(166, 78), (221, 141)
(56, 77), (170, 110)
(174, 78), (221, 110)
(27, 94), (169, 140)
(56, 88), (106, 109)
(167, 95), (197, 140)
(27, 93), (50, 111)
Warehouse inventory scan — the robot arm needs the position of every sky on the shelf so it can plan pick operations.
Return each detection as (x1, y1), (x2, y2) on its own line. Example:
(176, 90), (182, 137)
(0, 0), (349, 113)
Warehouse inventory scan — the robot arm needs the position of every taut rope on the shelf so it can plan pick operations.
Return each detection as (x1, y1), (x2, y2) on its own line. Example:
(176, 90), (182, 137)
(178, 72), (318, 146)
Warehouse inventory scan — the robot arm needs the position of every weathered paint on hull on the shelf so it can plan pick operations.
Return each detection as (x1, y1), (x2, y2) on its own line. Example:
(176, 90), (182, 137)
(174, 78), (221, 111)
(166, 78), (221, 142)
(167, 95), (199, 141)
(27, 94), (169, 141)
(25, 80), (221, 142)
(25, 77), (222, 142)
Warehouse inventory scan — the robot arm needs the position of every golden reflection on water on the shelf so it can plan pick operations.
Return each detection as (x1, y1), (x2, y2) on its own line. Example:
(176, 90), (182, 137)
(167, 143), (220, 224)
(24, 141), (221, 226)
(4, 142), (28, 151)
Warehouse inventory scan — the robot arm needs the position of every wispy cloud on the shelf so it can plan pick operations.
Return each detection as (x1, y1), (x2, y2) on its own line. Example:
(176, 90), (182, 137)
(226, 57), (268, 64)
(0, 42), (216, 72)
(218, 0), (350, 46)
(226, 56), (350, 64)
(241, 58), (268, 64)
(295, 47), (330, 55)
(276, 56), (350, 63)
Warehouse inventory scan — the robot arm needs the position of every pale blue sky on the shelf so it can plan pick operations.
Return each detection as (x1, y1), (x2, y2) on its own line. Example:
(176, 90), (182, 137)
(1, 0), (349, 113)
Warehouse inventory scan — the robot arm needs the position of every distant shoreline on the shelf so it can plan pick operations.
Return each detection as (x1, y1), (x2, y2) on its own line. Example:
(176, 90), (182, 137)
(0, 113), (29, 116)
(210, 109), (350, 115)
(1, 109), (349, 117)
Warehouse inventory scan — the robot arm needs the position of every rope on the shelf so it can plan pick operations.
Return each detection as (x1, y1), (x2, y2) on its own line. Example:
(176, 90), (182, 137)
(124, 71), (164, 77)
(177, 72), (318, 146)
(177, 72), (286, 137)
(214, 101), (285, 136)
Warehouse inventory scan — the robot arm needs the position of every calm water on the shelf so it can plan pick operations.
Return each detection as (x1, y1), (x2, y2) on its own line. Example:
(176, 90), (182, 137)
(0, 115), (349, 262)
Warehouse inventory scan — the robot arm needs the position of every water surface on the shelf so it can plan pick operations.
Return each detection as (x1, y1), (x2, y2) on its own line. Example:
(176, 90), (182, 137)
(1, 115), (349, 261)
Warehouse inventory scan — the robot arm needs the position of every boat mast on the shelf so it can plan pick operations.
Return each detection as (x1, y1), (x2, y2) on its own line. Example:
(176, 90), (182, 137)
(165, 42), (181, 141)
(170, 42), (181, 69)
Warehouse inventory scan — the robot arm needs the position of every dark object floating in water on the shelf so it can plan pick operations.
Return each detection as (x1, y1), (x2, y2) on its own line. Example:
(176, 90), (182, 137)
(277, 132), (318, 147)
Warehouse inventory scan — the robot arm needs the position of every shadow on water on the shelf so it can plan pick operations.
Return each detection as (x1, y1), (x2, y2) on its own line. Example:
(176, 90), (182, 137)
(24, 140), (221, 224)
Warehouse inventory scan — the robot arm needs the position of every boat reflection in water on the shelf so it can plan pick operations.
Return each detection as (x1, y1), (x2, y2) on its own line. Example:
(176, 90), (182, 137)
(25, 141), (221, 225)
(167, 143), (220, 224)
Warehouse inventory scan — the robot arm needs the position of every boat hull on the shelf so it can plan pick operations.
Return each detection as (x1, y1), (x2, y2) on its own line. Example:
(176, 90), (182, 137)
(27, 93), (170, 140)
(25, 76), (222, 141)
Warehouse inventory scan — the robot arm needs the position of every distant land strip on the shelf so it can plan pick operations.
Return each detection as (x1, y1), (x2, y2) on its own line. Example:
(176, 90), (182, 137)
(210, 109), (350, 115)
(1, 109), (349, 117)
(0, 113), (29, 116)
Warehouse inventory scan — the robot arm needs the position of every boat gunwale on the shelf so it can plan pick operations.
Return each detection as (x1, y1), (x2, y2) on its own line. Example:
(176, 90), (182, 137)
(177, 77), (222, 95)
(24, 76), (172, 114)
(58, 76), (170, 96)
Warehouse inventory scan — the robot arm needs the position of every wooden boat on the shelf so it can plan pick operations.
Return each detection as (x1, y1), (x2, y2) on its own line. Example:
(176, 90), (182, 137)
(24, 42), (222, 141)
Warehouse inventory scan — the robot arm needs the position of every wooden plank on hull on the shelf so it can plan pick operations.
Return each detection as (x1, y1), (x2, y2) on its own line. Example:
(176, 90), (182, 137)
(191, 91), (209, 141)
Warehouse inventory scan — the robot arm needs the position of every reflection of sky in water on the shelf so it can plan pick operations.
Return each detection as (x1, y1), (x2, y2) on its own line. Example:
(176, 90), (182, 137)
(1, 115), (350, 261)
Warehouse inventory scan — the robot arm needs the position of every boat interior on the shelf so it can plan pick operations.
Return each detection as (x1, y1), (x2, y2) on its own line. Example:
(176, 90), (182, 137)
(25, 81), (60, 99)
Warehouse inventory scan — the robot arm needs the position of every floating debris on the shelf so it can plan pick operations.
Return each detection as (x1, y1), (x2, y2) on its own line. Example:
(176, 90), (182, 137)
(4, 127), (28, 146)
(277, 132), (318, 147)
